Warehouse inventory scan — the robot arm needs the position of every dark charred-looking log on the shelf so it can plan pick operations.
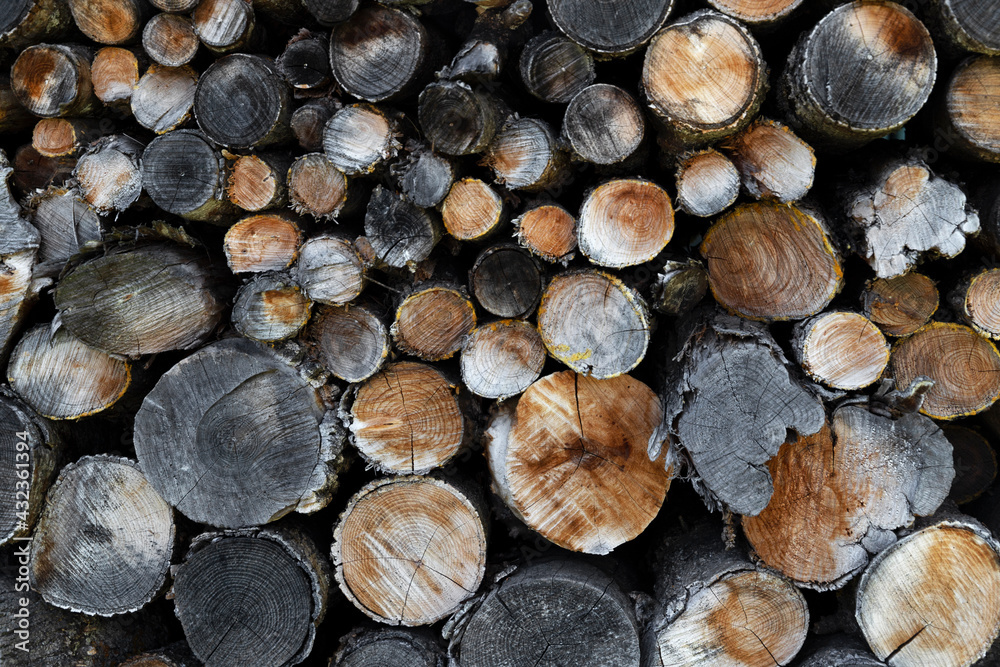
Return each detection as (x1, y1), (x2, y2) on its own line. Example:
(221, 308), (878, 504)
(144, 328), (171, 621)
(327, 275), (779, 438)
(441, 177), (504, 242)
(0, 388), (58, 546)
(0, 0), (72, 51)
(485, 117), (567, 191)
(518, 31), (594, 104)
(418, 81), (501, 156)
(291, 97), (339, 151)
(92, 46), (142, 108)
(651, 259), (709, 316)
(797, 637), (885, 667)
(224, 212), (302, 274)
(305, 303), (389, 383)
(364, 184), (442, 269)
(276, 33), (331, 90)
(335, 626), (444, 667)
(232, 272), (313, 342)
(195, 54), (291, 149)
(674, 149), (740, 218)
(547, 0), (674, 56)
(792, 310), (890, 390)
(862, 272), (939, 337)
(11, 44), (100, 118)
(942, 55), (1000, 163)
(67, 0), (148, 45)
(577, 178), (673, 268)
(322, 103), (400, 176)
(927, 0), (1000, 56)
(513, 203), (577, 262)
(469, 244), (542, 318)
(724, 117), (815, 203)
(392, 284), (476, 361)
(141, 129), (235, 221)
(142, 12), (198, 67)
(398, 146), (454, 209)
(295, 234), (366, 305)
(191, 0), (256, 54)
(562, 83), (645, 166)
(227, 152), (291, 212)
(288, 152), (349, 220)
(304, 0), (357, 27)
(440, 0), (532, 82)
(72, 134), (144, 214)
(460, 318), (545, 400)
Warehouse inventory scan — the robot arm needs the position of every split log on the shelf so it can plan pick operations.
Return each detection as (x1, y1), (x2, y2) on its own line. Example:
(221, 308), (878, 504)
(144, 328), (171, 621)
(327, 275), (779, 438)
(485, 117), (566, 191)
(644, 522), (809, 667)
(194, 54), (290, 149)
(486, 370), (671, 554)
(951, 268), (1000, 339)
(291, 97), (338, 151)
(441, 177), (504, 241)
(28, 186), (102, 271)
(705, 0), (804, 27)
(469, 244), (541, 318)
(72, 134), (144, 214)
(792, 311), (890, 390)
(513, 203), (577, 263)
(29, 455), (174, 615)
(547, 0), (674, 56)
(460, 319), (545, 400)
(227, 152), (290, 212)
(889, 321), (1000, 419)
(641, 10), (767, 150)
(518, 31), (594, 104)
(398, 146), (454, 209)
(418, 81), (500, 156)
(67, 0), (148, 45)
(294, 234), (366, 305)
(142, 13), (198, 67)
(450, 560), (641, 666)
(151, 0), (197, 11)
(724, 118), (815, 203)
(0, 0), (72, 51)
(673, 149), (740, 218)
(277, 33), (331, 91)
(779, 1), (937, 151)
(92, 46), (142, 108)
(701, 202), (843, 321)
(11, 44), (99, 117)
(856, 515), (1000, 666)
(844, 157), (979, 279)
(332, 475), (488, 625)
(562, 84), (645, 166)
(232, 272), (312, 342)
(651, 259), (708, 316)
(927, 0), (1000, 56)
(120, 642), (199, 667)
(862, 272), (939, 337)
(322, 103), (400, 176)
(364, 184), (442, 269)
(7, 323), (131, 420)
(224, 212), (302, 274)
(537, 269), (650, 378)
(287, 152), (349, 220)
(328, 4), (432, 102)
(392, 284), (476, 360)
(653, 309), (825, 515)
(191, 0), (256, 54)
(11, 144), (75, 193)
(943, 425), (996, 504)
(305, 303), (389, 383)
(335, 626), (444, 667)
(141, 129), (235, 222)
(0, 151), (42, 364)
(943, 55), (1000, 163)
(133, 337), (345, 527)
(172, 526), (329, 667)
(53, 243), (229, 356)
(577, 178), (673, 268)
(343, 360), (468, 473)
(303, 0), (356, 27)
(32, 118), (104, 158)
(742, 405), (954, 590)
(0, 78), (37, 135)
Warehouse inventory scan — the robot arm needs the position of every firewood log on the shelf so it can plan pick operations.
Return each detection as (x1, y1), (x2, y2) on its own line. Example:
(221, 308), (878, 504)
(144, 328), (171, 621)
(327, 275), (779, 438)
(485, 117), (567, 191)
(926, 0), (1000, 56)
(951, 267), (1000, 339)
(742, 405), (953, 590)
(547, 0), (674, 56)
(27, 186), (102, 272)
(223, 212), (302, 274)
(644, 523), (809, 667)
(11, 144), (75, 193)
(172, 526), (329, 666)
(227, 152), (291, 212)
(66, 0), (149, 45)
(72, 134), (144, 214)
(792, 311), (890, 390)
(518, 30), (594, 104)
(440, 0), (532, 82)
(150, 0), (197, 11)
(29, 455), (174, 615)
(32, 118), (105, 158)
(469, 245), (541, 318)
(288, 152), (349, 219)
(673, 148), (740, 218)
(942, 55), (1000, 163)
(119, 642), (199, 667)
(779, 1), (937, 151)
(943, 424), (996, 505)
(91, 46), (142, 108)
(53, 243), (229, 357)
(0, 151), (42, 365)
(705, 0), (804, 28)
(642, 10), (768, 150)
(537, 269), (650, 378)
(418, 81), (501, 156)
(304, 303), (389, 383)
(7, 323), (131, 420)
(334, 626), (444, 667)
(133, 337), (346, 527)
(460, 318), (545, 400)
(398, 145), (454, 209)
(449, 560), (641, 667)
(364, 184), (442, 269)
(651, 259), (708, 316)
(291, 97), (338, 151)
(322, 103), (400, 176)
(191, 0), (256, 54)
(653, 309), (825, 516)
(441, 177), (504, 241)
(332, 475), (488, 625)
(140, 129), (236, 221)
(294, 234), (366, 305)
(232, 272), (312, 342)
(486, 370), (671, 554)
(304, 0), (356, 27)
(142, 12), (198, 67)
(701, 202), (843, 321)
(723, 117), (815, 203)
(0, 0), (72, 51)
(512, 203), (577, 263)
(562, 83), (645, 167)
(194, 54), (290, 149)
(577, 178), (673, 268)
(862, 272), (939, 337)
(796, 637), (884, 667)
(11, 44), (99, 117)
(276, 33), (330, 91)
(391, 284), (476, 360)
(855, 513), (1000, 666)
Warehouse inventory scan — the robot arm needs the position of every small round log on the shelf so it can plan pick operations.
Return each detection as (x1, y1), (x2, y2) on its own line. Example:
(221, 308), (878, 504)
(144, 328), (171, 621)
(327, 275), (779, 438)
(705, 0), (804, 27)
(335, 627), (444, 667)
(364, 185), (442, 269)
(276, 34), (330, 91)
(53, 243), (229, 357)
(294, 234), (366, 306)
(191, 0), (255, 54)
(779, 1), (937, 151)
(291, 98), (338, 152)
(486, 370), (670, 554)
(0, 0), (72, 51)
(513, 203), (577, 262)
(29, 455), (174, 615)
(469, 244), (542, 318)
(142, 13), (198, 67)
(862, 272), (939, 337)
(441, 178), (504, 241)
(485, 117), (566, 191)
(460, 319), (545, 400)
(651, 259), (709, 316)
(67, 0), (148, 45)
(577, 178), (674, 268)
(943, 55), (1000, 163)
(223, 212), (302, 274)
(701, 202), (844, 321)
(562, 84), (645, 166)
(518, 31), (594, 104)
(287, 152), (349, 220)
(418, 81), (500, 157)
(391, 285), (476, 361)
(305, 303), (389, 383)
(322, 103), (400, 176)
(398, 146), (454, 209)
(724, 118), (815, 203)
(227, 152), (290, 212)
(32, 118), (105, 158)
(332, 475), (488, 626)
(72, 134), (144, 214)
(7, 323), (131, 420)
(304, 0), (357, 26)
(944, 425), (996, 504)
(674, 149), (740, 218)
(141, 129), (235, 222)
(92, 46), (141, 107)
(11, 44), (99, 118)
(952, 268), (1000, 339)
(889, 321), (1000, 419)
(548, 0), (674, 56)
(537, 269), (649, 378)
(792, 311), (890, 390)
(345, 360), (467, 473)
(28, 187), (102, 269)
(134, 337), (344, 527)
(194, 54), (290, 150)
(172, 526), (329, 667)
(642, 10), (767, 149)
(232, 273), (312, 343)
(927, 0), (1000, 55)
(329, 5), (432, 102)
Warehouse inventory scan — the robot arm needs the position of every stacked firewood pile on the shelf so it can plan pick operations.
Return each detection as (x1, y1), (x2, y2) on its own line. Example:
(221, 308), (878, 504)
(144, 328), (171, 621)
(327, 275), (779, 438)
(2, 0), (1000, 664)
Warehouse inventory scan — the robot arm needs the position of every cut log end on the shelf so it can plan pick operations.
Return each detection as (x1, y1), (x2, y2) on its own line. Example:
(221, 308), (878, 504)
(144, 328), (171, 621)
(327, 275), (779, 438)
(364, 185), (441, 269)
(955, 267), (1000, 339)
(92, 46), (141, 106)
(227, 153), (288, 212)
(232, 273), (312, 343)
(418, 81), (499, 157)
(295, 234), (366, 306)
(141, 129), (232, 221)
(223, 213), (301, 274)
(674, 149), (740, 217)
(578, 178), (673, 268)
(143, 13), (198, 68)
(460, 319), (545, 400)
(946, 55), (1000, 162)
(288, 153), (348, 220)
(392, 286), (476, 361)
(470, 245), (542, 319)
(513, 204), (577, 262)
(32, 118), (102, 158)
(562, 83), (645, 166)
(486, 117), (566, 191)
(794, 311), (889, 390)
(441, 178), (504, 241)
(306, 304), (389, 383)
(194, 54), (289, 149)
(547, 0), (674, 56)
(12, 44), (97, 118)
(73, 135), (144, 214)
(707, 0), (804, 25)
(862, 272), (939, 337)
(725, 117), (815, 203)
(323, 103), (398, 176)
(518, 31), (594, 104)
(191, 0), (254, 53)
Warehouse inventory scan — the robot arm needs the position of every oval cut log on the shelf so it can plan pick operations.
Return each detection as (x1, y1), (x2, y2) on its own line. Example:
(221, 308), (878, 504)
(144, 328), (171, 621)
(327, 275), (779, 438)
(305, 304), (389, 384)
(194, 54), (290, 149)
(577, 178), (673, 268)
(392, 285), (476, 361)
(288, 153), (349, 220)
(460, 319), (546, 400)
(418, 81), (500, 157)
(952, 268), (1000, 339)
(862, 272), (939, 337)
(562, 83), (645, 166)
(335, 627), (444, 667)
(674, 149), (740, 218)
(232, 272), (312, 343)
(944, 55), (1000, 162)
(518, 31), (594, 104)
(441, 178), (504, 242)
(792, 311), (889, 390)
(548, 0), (674, 56)
(141, 129), (234, 222)
(513, 203), (577, 263)
(469, 245), (542, 319)
(295, 234), (365, 306)
(0, 389), (58, 546)
(724, 118), (815, 203)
